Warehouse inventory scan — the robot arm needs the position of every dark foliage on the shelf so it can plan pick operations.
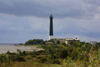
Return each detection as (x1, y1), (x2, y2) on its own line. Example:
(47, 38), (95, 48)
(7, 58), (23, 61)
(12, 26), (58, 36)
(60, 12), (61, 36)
(52, 59), (60, 64)
(60, 49), (68, 59)
(25, 39), (45, 45)
(0, 54), (7, 62)
(9, 55), (26, 62)
(56, 40), (60, 44)
(39, 57), (47, 63)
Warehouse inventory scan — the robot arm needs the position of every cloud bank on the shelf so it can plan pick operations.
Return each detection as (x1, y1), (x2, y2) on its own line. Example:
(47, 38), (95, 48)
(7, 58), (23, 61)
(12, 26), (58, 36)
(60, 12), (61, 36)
(0, 0), (100, 43)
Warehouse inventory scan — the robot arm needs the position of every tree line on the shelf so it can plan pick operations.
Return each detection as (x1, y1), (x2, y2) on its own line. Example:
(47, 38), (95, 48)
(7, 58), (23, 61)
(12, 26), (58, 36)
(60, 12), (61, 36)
(25, 39), (45, 45)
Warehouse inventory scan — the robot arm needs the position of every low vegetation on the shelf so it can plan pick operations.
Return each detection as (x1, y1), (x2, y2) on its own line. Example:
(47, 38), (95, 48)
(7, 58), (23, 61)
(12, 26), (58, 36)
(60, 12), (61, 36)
(0, 39), (100, 67)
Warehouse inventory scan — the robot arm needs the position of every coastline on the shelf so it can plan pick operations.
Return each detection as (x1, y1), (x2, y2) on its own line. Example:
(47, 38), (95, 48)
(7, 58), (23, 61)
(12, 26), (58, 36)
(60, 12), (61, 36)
(0, 45), (43, 54)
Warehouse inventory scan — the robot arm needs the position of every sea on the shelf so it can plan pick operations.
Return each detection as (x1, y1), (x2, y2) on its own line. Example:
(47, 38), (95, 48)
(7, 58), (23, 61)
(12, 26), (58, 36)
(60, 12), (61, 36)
(0, 43), (32, 54)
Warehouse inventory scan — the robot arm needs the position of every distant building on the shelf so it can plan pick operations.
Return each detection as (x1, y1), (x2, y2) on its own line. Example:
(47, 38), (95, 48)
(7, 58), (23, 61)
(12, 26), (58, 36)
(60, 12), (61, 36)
(46, 42), (54, 45)
(65, 38), (80, 44)
(53, 38), (80, 44)
(53, 38), (66, 44)
(90, 41), (97, 45)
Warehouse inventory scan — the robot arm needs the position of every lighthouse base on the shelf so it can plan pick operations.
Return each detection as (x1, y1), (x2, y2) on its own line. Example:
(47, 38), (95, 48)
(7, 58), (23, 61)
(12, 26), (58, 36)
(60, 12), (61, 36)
(49, 36), (53, 40)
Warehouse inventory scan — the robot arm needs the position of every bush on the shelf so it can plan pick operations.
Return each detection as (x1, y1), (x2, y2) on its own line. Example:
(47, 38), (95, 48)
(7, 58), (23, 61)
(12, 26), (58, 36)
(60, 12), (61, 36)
(62, 43), (66, 46)
(17, 56), (26, 62)
(17, 49), (21, 54)
(32, 54), (36, 57)
(23, 51), (26, 55)
(9, 56), (26, 62)
(25, 39), (45, 45)
(53, 55), (60, 59)
(0, 54), (7, 62)
(57, 40), (60, 44)
(7, 51), (16, 55)
(60, 49), (68, 59)
(52, 59), (61, 64)
(7, 50), (10, 54)
(39, 57), (47, 63)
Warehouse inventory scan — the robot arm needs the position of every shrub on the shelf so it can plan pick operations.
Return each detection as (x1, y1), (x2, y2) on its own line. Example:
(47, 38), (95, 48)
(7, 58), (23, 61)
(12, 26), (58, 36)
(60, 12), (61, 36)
(9, 56), (26, 62)
(32, 55), (36, 57)
(57, 40), (60, 44)
(17, 56), (26, 62)
(17, 49), (21, 54)
(0, 54), (7, 62)
(53, 55), (60, 59)
(25, 39), (45, 45)
(23, 51), (26, 55)
(60, 49), (68, 59)
(52, 59), (61, 64)
(7, 50), (10, 54)
(39, 57), (47, 63)
(62, 43), (66, 46)
(7, 51), (16, 55)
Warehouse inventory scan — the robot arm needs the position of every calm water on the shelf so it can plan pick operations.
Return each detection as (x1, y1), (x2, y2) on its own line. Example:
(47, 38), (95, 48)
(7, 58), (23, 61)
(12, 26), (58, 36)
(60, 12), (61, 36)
(0, 44), (32, 54)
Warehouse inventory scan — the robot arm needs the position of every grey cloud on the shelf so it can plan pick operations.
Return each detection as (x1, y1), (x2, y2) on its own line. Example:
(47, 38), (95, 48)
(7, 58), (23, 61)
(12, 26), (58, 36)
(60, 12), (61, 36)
(0, 0), (100, 42)
(0, 0), (98, 18)
(84, 0), (100, 6)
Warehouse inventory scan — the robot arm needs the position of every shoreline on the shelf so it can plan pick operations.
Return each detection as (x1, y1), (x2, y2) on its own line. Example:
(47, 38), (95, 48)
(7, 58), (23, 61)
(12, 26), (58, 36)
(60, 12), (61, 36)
(0, 45), (44, 54)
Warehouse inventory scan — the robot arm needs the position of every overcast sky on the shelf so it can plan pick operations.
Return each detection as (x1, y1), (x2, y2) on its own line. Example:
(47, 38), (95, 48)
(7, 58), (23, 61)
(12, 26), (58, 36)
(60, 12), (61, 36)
(0, 0), (100, 43)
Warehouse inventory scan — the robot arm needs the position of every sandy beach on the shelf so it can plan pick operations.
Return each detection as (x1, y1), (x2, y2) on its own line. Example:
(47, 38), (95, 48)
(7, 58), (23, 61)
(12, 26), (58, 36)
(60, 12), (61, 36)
(0, 45), (43, 54)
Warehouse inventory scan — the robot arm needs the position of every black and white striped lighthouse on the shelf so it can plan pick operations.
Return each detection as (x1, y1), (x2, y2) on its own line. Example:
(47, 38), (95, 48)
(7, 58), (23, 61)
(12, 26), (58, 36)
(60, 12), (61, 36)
(49, 14), (53, 40)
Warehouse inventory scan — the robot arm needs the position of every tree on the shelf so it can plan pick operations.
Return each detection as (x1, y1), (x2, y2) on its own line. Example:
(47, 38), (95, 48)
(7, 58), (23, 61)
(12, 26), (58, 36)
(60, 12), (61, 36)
(25, 39), (45, 45)
(60, 49), (68, 59)
(57, 40), (60, 44)
(62, 42), (66, 46)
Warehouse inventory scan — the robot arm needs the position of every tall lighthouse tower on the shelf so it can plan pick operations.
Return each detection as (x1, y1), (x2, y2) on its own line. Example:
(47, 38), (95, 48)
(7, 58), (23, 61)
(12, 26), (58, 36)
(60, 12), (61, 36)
(49, 14), (53, 40)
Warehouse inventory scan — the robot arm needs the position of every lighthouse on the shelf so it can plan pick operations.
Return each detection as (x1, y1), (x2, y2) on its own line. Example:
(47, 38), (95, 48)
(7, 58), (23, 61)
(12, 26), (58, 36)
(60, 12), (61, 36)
(49, 14), (53, 40)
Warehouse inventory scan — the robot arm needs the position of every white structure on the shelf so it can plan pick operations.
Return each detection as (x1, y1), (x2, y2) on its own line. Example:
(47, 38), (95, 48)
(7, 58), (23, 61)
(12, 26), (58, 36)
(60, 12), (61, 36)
(65, 38), (80, 44)
(90, 41), (97, 45)
(49, 36), (53, 40)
